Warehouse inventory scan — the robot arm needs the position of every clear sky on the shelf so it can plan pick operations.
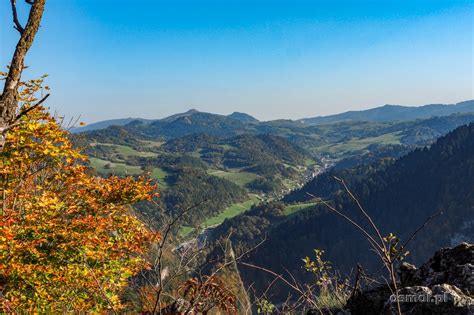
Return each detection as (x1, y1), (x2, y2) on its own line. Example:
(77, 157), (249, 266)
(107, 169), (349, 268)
(1, 0), (473, 123)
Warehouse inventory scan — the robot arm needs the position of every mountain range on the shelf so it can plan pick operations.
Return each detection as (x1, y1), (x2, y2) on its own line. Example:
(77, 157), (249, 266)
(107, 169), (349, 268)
(298, 100), (474, 125)
(76, 102), (474, 169)
(72, 100), (474, 133)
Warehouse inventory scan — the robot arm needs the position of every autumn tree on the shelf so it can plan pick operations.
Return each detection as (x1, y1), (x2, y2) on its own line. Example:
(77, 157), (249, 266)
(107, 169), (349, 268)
(0, 76), (159, 312)
(0, 3), (238, 314)
(0, 1), (163, 311)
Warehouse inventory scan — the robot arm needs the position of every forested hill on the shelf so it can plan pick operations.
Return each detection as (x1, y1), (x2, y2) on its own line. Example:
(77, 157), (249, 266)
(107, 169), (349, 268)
(130, 111), (250, 138)
(239, 123), (474, 295)
(299, 99), (474, 125)
(76, 107), (474, 165)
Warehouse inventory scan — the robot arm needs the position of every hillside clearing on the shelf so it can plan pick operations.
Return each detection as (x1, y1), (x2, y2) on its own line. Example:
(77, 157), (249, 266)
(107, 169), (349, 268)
(89, 157), (143, 176)
(208, 169), (260, 187)
(283, 202), (317, 216)
(151, 167), (169, 189)
(179, 194), (261, 237)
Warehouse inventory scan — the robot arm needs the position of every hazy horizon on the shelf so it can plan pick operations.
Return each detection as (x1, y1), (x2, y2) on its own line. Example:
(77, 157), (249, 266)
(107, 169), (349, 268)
(79, 98), (473, 124)
(1, 0), (473, 123)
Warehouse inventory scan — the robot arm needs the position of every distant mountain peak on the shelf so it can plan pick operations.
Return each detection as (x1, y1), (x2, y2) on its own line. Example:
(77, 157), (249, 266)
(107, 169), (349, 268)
(227, 112), (259, 123)
(160, 108), (202, 122)
(185, 109), (200, 114)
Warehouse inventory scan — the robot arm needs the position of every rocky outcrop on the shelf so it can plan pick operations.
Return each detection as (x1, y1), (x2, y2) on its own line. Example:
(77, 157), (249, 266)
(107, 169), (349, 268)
(344, 243), (474, 314)
(399, 242), (474, 295)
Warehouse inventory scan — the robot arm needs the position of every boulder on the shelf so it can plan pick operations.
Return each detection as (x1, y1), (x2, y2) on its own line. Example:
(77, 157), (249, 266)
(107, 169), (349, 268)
(343, 243), (474, 315)
(399, 242), (474, 295)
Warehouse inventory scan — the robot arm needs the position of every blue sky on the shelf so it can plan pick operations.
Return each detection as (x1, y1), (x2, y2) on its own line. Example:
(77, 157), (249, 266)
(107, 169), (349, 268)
(1, 0), (473, 122)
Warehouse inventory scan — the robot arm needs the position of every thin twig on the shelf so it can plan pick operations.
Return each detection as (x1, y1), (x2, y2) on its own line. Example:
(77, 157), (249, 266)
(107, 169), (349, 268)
(238, 261), (320, 310)
(394, 211), (442, 261)
(14, 93), (50, 122)
(83, 260), (118, 315)
(306, 192), (384, 254)
(335, 176), (387, 253)
(151, 197), (212, 314)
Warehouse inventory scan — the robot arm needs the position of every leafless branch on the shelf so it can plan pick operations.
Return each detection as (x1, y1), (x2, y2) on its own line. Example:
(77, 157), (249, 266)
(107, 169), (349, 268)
(305, 192), (384, 254)
(14, 93), (50, 122)
(394, 211), (442, 261)
(10, 0), (24, 34)
(238, 261), (320, 310)
(334, 176), (388, 253)
(151, 197), (212, 314)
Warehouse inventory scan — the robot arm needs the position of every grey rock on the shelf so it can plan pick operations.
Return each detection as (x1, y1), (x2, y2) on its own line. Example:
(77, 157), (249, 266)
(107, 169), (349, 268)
(399, 243), (474, 295)
(346, 243), (474, 314)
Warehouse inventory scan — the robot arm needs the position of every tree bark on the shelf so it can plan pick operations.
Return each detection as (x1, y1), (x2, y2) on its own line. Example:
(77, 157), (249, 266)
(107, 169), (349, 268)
(0, 0), (46, 150)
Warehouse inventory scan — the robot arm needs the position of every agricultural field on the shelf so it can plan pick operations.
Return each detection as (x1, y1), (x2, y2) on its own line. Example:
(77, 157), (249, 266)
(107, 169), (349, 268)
(180, 194), (261, 237)
(283, 202), (317, 216)
(98, 143), (158, 158)
(151, 167), (168, 189)
(208, 169), (260, 187)
(314, 132), (401, 155)
(202, 194), (260, 228)
(140, 140), (165, 148)
(89, 157), (143, 176)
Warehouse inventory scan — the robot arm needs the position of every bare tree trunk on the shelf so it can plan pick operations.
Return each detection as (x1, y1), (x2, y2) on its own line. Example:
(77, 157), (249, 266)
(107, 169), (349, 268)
(0, 0), (46, 150)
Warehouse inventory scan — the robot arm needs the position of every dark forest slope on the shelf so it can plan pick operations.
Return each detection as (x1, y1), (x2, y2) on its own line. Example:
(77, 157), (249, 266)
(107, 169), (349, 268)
(239, 123), (474, 296)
